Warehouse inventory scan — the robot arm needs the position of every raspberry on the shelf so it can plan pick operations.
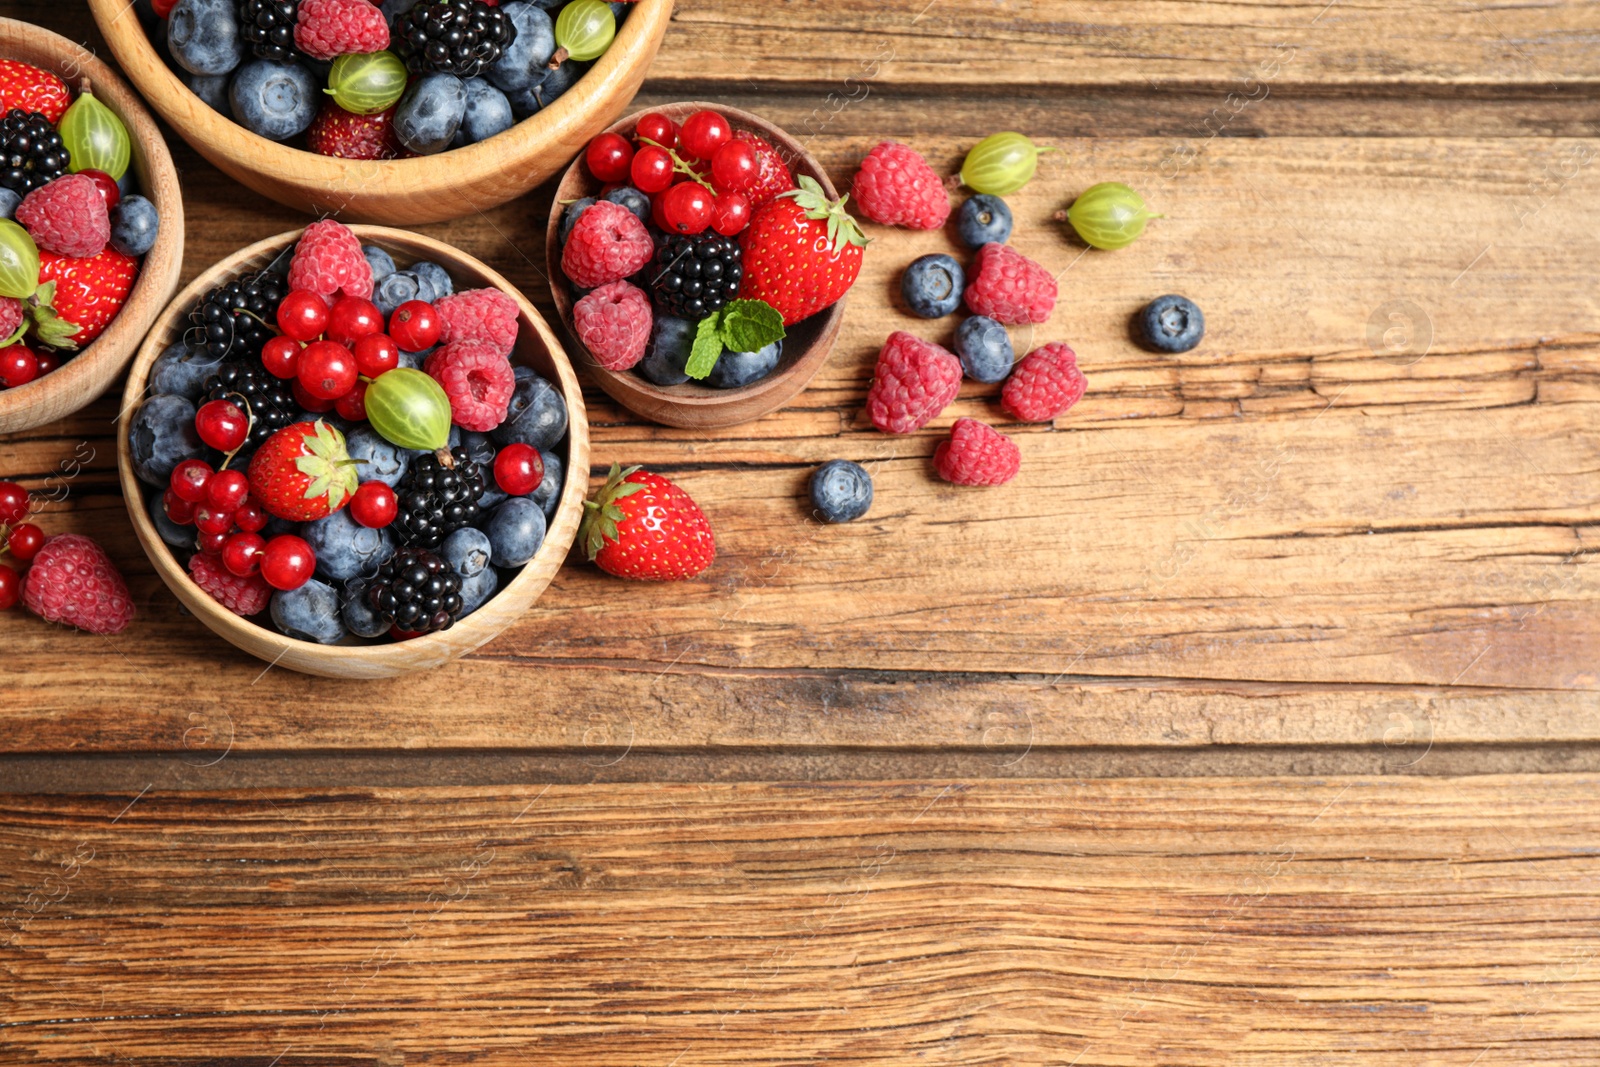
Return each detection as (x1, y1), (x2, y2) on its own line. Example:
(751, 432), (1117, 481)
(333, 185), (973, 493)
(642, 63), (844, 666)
(15, 173), (109, 258)
(852, 141), (950, 230)
(560, 199), (653, 289)
(865, 331), (962, 435)
(733, 129), (797, 209)
(1001, 342), (1087, 423)
(964, 243), (1056, 324)
(21, 534), (135, 634)
(306, 101), (400, 160)
(435, 287), (518, 357)
(572, 280), (652, 371)
(934, 418), (1021, 486)
(0, 295), (20, 340)
(288, 219), (373, 302)
(424, 340), (516, 431)
(294, 0), (391, 61)
(189, 549), (272, 617)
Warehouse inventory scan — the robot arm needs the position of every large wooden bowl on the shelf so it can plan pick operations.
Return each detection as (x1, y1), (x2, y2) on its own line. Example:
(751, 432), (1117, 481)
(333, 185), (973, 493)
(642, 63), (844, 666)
(87, 0), (674, 224)
(546, 101), (846, 430)
(0, 18), (184, 434)
(117, 226), (590, 679)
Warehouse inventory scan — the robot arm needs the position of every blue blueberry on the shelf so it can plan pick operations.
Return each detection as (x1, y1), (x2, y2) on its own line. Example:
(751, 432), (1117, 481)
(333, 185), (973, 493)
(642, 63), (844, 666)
(146, 490), (193, 550)
(707, 339), (781, 389)
(150, 341), (225, 399)
(458, 430), (497, 468)
(637, 315), (694, 386)
(230, 59), (318, 140)
(183, 71), (231, 114)
(395, 73), (466, 155)
(362, 245), (396, 282)
(0, 188), (18, 220)
(486, 497), (546, 567)
(379, 0), (422, 20)
(491, 367), (567, 449)
(955, 315), (1014, 383)
(271, 579), (348, 644)
(396, 347), (431, 371)
(109, 195), (159, 257)
(460, 78), (514, 145)
(301, 508), (397, 581)
(810, 460), (873, 523)
(441, 526), (493, 581)
(506, 58), (586, 117)
(531, 448), (562, 519)
(602, 185), (649, 224)
(609, 1), (628, 19)
(340, 578), (391, 638)
(956, 194), (1013, 248)
(558, 197), (596, 245)
(374, 270), (428, 317)
(166, 0), (243, 76)
(345, 425), (410, 488)
(129, 394), (203, 487)
(901, 254), (965, 318)
(1138, 294), (1205, 353)
(485, 2), (556, 93)
(458, 567), (498, 617)
(411, 260), (453, 300)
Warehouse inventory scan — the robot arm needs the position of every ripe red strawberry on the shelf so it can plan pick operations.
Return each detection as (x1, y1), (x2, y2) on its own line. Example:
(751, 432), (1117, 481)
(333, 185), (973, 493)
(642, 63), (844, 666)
(21, 534), (135, 634)
(0, 60), (70, 124)
(580, 463), (715, 582)
(29, 248), (139, 348)
(738, 176), (866, 327)
(732, 129), (797, 209)
(247, 419), (360, 522)
(306, 101), (400, 159)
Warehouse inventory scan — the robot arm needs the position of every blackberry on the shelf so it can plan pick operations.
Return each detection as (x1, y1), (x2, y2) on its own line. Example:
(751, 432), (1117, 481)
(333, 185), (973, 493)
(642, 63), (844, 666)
(238, 0), (299, 61)
(649, 233), (743, 320)
(367, 547), (464, 635)
(0, 109), (68, 196)
(189, 270), (288, 361)
(202, 360), (300, 451)
(394, 0), (516, 79)
(393, 447), (486, 549)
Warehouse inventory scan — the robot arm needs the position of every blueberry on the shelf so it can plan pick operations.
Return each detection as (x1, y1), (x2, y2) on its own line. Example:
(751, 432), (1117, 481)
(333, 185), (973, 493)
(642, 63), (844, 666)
(460, 77), (515, 144)
(707, 339), (781, 389)
(108, 195), (159, 257)
(411, 261), (453, 300)
(458, 430), (497, 468)
(491, 367), (567, 449)
(602, 185), (650, 224)
(149, 341), (225, 399)
(458, 566), (498, 616)
(486, 497), (546, 567)
(345, 426), (410, 488)
(147, 490), (193, 550)
(1138, 294), (1205, 353)
(637, 315), (694, 386)
(558, 196), (596, 246)
(0, 188), (18, 220)
(955, 315), (1014, 383)
(129, 394), (203, 487)
(485, 2), (556, 93)
(271, 579), (347, 644)
(901, 254), (965, 318)
(531, 447), (562, 519)
(810, 460), (873, 523)
(395, 73), (467, 155)
(609, 0), (629, 19)
(956, 194), (1013, 248)
(183, 71), (231, 114)
(441, 526), (493, 580)
(362, 245), (396, 282)
(379, 0), (423, 20)
(341, 578), (391, 638)
(166, 0), (242, 75)
(301, 508), (397, 581)
(506, 59), (586, 118)
(230, 60), (317, 140)
(374, 270), (427, 316)
(396, 347), (431, 371)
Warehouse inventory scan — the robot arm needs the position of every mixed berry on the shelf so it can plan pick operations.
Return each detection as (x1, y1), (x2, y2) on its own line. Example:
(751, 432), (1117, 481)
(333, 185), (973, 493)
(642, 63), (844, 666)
(129, 219), (568, 644)
(0, 60), (159, 389)
(143, 0), (634, 159)
(0, 479), (136, 633)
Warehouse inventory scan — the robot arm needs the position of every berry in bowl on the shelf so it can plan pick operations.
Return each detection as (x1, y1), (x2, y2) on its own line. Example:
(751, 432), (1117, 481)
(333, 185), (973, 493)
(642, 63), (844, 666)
(546, 101), (861, 429)
(119, 221), (588, 678)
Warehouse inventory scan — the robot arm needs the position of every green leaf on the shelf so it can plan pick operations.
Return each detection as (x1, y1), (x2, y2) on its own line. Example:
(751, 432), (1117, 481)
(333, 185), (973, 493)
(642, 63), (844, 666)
(719, 299), (786, 354)
(684, 311), (725, 380)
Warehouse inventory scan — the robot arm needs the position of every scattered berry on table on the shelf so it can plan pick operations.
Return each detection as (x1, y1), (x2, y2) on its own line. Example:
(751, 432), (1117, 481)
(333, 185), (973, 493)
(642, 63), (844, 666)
(367, 546), (464, 634)
(738, 176), (866, 326)
(294, 0), (391, 61)
(393, 446), (485, 548)
(561, 198), (654, 288)
(289, 219), (373, 302)
(16, 173), (110, 258)
(21, 534), (135, 634)
(964, 242), (1056, 324)
(0, 480), (28, 523)
(866, 331), (962, 435)
(129, 394), (203, 487)
(581, 464), (715, 582)
(900, 253), (964, 319)
(732, 129), (796, 209)
(637, 314), (694, 386)
(485, 496), (546, 566)
(108, 194), (160, 256)
(0, 61), (70, 124)
(260, 533), (316, 590)
(435, 286), (518, 354)
(394, 0), (515, 78)
(852, 141), (950, 230)
(202, 360), (298, 450)
(810, 459), (873, 524)
(425, 340), (516, 430)
(961, 133), (1047, 196)
(573, 280), (652, 370)
(271, 578), (348, 643)
(192, 269), (288, 359)
(933, 417), (1020, 486)
(302, 506), (398, 580)
(0, 109), (67, 196)
(190, 545), (273, 615)
(166, 0), (245, 76)
(649, 233), (742, 320)
(306, 101), (400, 160)
(1001, 342), (1087, 423)
(1064, 181), (1156, 250)
(1137, 294), (1205, 353)
(229, 58), (319, 140)
(6, 522), (43, 562)
(957, 194), (1013, 248)
(707, 339), (781, 389)
(248, 419), (360, 521)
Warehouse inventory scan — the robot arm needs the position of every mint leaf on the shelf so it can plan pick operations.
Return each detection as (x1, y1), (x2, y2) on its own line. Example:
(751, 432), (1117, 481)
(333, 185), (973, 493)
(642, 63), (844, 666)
(719, 299), (785, 354)
(684, 310), (724, 380)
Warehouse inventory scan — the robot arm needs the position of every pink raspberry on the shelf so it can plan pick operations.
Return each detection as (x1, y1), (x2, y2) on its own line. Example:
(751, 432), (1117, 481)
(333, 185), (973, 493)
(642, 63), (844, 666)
(0, 296), (21, 340)
(15, 174), (109, 258)
(1001, 342), (1087, 423)
(295, 0), (390, 60)
(865, 331), (962, 435)
(288, 219), (373, 301)
(852, 142), (950, 230)
(964, 243), (1056, 324)
(560, 200), (653, 288)
(188, 550), (272, 617)
(572, 280), (652, 371)
(22, 534), (135, 634)
(934, 418), (1021, 486)
(435, 288), (518, 357)
(425, 341), (516, 432)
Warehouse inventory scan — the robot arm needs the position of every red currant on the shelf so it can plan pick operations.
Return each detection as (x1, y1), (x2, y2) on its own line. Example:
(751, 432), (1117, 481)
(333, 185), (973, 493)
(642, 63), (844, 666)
(262, 335), (303, 379)
(334, 379), (368, 421)
(196, 529), (228, 555)
(493, 443), (544, 496)
(277, 288), (329, 342)
(326, 296), (383, 346)
(0, 345), (39, 388)
(679, 109), (731, 161)
(163, 487), (197, 525)
(292, 379), (338, 413)
(260, 534), (315, 591)
(297, 339), (358, 400)
(0, 481), (31, 524)
(586, 131), (635, 182)
(711, 191), (752, 236)
(233, 496), (268, 534)
(221, 532), (266, 577)
(631, 145), (674, 194)
(0, 563), (17, 610)
(79, 168), (120, 210)
(662, 181), (714, 234)
(710, 139), (757, 193)
(348, 481), (398, 528)
(205, 468), (250, 512)
(33, 350), (57, 376)
(634, 112), (677, 149)
(195, 399), (248, 452)
(193, 503), (237, 535)
(352, 332), (400, 377)
(387, 301), (440, 352)
(6, 522), (43, 562)
(170, 458), (213, 503)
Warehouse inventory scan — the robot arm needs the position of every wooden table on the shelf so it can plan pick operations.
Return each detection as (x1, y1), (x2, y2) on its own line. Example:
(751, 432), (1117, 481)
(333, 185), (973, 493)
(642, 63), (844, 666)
(5, 2), (1600, 1062)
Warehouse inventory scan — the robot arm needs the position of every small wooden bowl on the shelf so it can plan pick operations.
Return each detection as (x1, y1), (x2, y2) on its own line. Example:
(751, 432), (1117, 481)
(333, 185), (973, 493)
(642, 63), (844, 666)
(87, 0), (673, 225)
(546, 101), (845, 430)
(0, 18), (184, 434)
(117, 226), (590, 679)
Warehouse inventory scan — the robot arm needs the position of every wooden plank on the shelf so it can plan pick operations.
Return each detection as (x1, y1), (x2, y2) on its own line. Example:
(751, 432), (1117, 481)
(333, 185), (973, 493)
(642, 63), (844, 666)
(3, 776), (1600, 1063)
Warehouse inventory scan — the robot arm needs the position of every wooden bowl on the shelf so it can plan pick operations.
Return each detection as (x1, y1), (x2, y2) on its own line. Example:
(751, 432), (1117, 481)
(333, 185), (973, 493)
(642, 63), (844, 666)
(0, 18), (184, 434)
(87, 0), (673, 225)
(546, 101), (845, 430)
(117, 226), (590, 679)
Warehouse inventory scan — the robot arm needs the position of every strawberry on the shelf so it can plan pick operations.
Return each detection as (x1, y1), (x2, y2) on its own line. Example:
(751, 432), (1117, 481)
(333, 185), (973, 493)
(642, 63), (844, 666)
(580, 463), (715, 582)
(0, 60), (70, 124)
(738, 176), (867, 327)
(247, 419), (360, 522)
(306, 101), (400, 160)
(27, 248), (139, 348)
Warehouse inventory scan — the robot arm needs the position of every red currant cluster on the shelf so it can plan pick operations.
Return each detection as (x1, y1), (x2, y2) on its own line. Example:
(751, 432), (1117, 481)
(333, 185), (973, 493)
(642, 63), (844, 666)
(265, 289), (440, 419)
(0, 346), (60, 390)
(586, 109), (759, 237)
(163, 458), (317, 590)
(0, 481), (44, 610)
